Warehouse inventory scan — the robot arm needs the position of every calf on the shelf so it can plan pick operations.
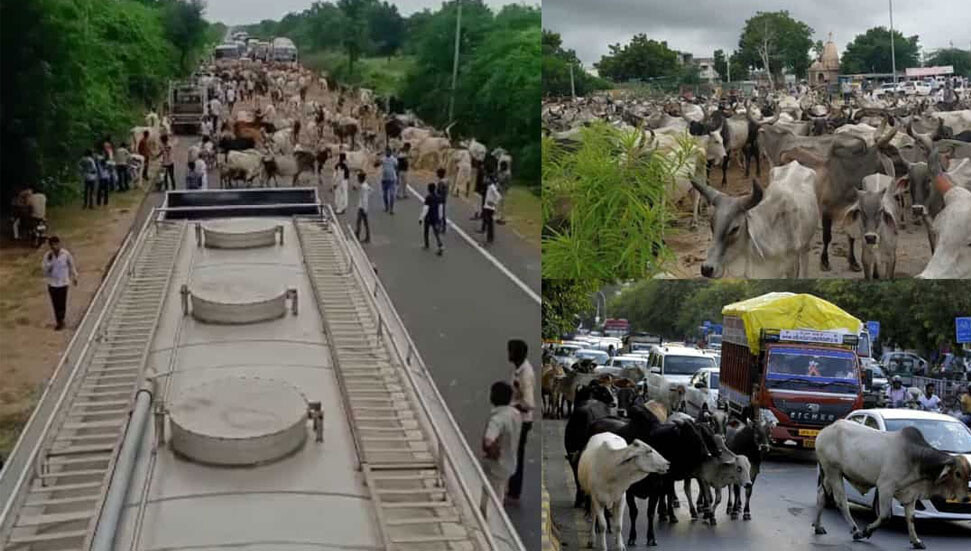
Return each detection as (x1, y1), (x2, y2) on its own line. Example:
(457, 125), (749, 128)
(692, 160), (819, 278)
(814, 419), (971, 549)
(690, 443), (752, 525)
(724, 417), (773, 520)
(578, 433), (670, 551)
(844, 174), (905, 279)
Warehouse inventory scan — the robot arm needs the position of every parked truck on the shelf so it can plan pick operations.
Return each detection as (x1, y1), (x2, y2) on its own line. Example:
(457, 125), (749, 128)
(719, 292), (865, 450)
(168, 80), (207, 134)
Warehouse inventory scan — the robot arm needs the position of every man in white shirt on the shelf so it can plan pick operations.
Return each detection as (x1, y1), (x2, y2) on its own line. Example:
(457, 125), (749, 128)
(918, 384), (942, 412)
(507, 339), (534, 501)
(354, 171), (372, 243)
(481, 381), (522, 508)
(41, 236), (78, 330)
(209, 97), (222, 128)
(480, 178), (502, 245)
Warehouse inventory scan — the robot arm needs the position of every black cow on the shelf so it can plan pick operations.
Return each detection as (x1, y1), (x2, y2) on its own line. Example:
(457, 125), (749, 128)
(724, 417), (772, 520)
(218, 137), (256, 164)
(564, 383), (615, 507)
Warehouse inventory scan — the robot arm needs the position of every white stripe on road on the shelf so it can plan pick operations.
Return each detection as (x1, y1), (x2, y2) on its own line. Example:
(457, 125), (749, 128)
(407, 185), (541, 304)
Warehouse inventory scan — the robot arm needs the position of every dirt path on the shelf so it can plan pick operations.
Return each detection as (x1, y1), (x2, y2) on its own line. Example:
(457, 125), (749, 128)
(664, 161), (933, 279)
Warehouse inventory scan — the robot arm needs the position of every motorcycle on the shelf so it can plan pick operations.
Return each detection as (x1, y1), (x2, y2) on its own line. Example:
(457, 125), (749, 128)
(31, 219), (48, 248)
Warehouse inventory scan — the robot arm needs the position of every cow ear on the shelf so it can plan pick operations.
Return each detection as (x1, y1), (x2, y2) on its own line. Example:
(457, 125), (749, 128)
(882, 210), (898, 234)
(936, 462), (953, 485)
(894, 176), (910, 195)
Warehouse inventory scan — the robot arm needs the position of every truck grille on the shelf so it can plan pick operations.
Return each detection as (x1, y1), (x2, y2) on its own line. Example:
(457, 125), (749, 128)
(774, 399), (856, 426)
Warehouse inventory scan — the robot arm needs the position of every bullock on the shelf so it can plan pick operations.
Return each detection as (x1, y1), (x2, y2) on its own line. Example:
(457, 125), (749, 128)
(713, 106), (776, 186)
(930, 109), (971, 135)
(724, 416), (773, 521)
(564, 383), (616, 507)
(691, 161), (819, 278)
(217, 136), (257, 164)
(844, 174), (905, 279)
(332, 116), (360, 149)
(813, 419), (971, 549)
(578, 433), (670, 551)
(916, 184), (971, 279)
(222, 149), (263, 188)
(779, 122), (897, 271)
(261, 150), (316, 186)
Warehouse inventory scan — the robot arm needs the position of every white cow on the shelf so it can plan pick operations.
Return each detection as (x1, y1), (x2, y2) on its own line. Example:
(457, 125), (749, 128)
(917, 185), (971, 278)
(222, 149), (263, 187)
(578, 433), (670, 551)
(459, 138), (487, 163)
(844, 174), (905, 279)
(930, 109), (971, 134)
(691, 160), (819, 278)
(814, 419), (971, 549)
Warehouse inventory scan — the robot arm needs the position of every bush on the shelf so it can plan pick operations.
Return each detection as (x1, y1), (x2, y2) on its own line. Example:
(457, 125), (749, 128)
(542, 122), (691, 279)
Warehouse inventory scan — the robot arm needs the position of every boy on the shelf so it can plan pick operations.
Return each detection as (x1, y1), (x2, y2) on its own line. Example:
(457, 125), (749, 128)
(354, 171), (372, 243)
(435, 168), (449, 234)
(419, 183), (444, 255)
(481, 381), (521, 506)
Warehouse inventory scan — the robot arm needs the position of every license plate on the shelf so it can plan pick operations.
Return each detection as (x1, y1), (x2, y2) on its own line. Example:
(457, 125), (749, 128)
(803, 439), (816, 449)
(798, 429), (820, 437)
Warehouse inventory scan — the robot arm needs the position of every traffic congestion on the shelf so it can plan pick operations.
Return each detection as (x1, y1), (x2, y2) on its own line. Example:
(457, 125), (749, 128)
(542, 283), (971, 551)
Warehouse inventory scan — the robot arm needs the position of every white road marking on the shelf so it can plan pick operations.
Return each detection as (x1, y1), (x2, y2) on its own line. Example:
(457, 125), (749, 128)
(407, 185), (541, 304)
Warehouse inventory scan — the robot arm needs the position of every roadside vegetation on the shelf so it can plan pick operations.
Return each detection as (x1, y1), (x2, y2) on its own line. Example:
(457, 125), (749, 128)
(542, 122), (695, 279)
(0, 0), (219, 210)
(242, 0), (541, 192)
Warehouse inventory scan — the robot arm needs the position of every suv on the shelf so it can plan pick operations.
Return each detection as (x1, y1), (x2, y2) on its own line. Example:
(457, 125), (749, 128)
(881, 351), (928, 385)
(647, 345), (718, 385)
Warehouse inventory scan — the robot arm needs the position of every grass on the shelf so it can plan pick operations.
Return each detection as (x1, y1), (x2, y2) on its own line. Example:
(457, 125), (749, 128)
(504, 186), (540, 249)
(301, 51), (415, 98)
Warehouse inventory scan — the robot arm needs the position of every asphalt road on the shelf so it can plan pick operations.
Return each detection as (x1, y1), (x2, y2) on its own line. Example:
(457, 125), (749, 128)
(544, 418), (971, 551)
(317, 175), (542, 550)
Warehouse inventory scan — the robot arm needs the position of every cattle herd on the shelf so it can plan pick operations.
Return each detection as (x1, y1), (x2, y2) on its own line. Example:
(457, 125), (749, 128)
(133, 58), (512, 195)
(543, 91), (971, 278)
(550, 374), (971, 551)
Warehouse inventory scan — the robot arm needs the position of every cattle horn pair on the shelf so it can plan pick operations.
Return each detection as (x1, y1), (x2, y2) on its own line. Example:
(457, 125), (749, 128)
(875, 116), (897, 149)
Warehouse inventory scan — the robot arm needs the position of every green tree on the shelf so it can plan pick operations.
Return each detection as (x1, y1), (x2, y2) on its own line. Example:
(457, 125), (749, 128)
(737, 11), (814, 85)
(713, 49), (727, 80)
(840, 27), (920, 74)
(926, 48), (971, 77)
(542, 29), (609, 97)
(162, 0), (207, 71)
(542, 280), (601, 339)
(594, 34), (679, 82)
(367, 1), (405, 57)
(337, 0), (373, 73)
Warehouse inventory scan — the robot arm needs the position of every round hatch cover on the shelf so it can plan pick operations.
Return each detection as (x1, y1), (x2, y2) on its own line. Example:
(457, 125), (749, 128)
(189, 272), (287, 324)
(169, 377), (308, 465)
(202, 218), (279, 249)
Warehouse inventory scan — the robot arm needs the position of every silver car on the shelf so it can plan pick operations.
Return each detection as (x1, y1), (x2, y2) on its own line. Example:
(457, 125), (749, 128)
(842, 409), (971, 520)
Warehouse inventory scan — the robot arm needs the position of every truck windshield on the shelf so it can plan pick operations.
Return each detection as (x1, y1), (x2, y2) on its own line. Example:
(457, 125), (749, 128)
(766, 347), (858, 391)
(665, 355), (716, 375)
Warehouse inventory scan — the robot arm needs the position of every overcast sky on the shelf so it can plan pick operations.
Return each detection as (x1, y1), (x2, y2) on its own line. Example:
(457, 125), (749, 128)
(544, 0), (971, 67)
(205, 0), (525, 25)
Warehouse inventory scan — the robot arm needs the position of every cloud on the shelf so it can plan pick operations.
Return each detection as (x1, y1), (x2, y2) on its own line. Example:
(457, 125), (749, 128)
(544, 0), (971, 66)
(205, 1), (529, 26)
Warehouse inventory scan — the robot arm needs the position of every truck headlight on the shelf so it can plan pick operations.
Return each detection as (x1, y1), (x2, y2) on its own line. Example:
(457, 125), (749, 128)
(761, 408), (780, 427)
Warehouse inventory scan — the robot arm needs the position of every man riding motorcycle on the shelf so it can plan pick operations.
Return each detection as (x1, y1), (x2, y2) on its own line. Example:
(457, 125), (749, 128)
(885, 375), (907, 408)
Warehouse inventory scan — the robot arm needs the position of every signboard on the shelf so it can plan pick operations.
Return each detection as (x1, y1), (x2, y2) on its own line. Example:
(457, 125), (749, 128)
(957, 317), (971, 344)
(905, 66), (954, 77)
(779, 329), (844, 345)
(866, 321), (880, 341)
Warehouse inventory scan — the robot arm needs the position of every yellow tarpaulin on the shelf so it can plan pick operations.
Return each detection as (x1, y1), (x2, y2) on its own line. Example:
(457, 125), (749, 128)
(721, 292), (862, 354)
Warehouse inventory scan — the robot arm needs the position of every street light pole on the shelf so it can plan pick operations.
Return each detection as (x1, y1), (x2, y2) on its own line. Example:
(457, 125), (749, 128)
(889, 0), (897, 84)
(448, 0), (462, 121)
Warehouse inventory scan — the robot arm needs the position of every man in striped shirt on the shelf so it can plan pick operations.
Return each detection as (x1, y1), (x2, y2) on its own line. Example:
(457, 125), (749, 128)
(41, 236), (78, 330)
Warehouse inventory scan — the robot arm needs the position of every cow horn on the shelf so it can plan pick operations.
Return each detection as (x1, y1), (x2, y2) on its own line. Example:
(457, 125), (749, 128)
(690, 176), (722, 205)
(746, 104), (760, 125)
(444, 121), (456, 141)
(742, 179), (764, 210)
(876, 118), (897, 148)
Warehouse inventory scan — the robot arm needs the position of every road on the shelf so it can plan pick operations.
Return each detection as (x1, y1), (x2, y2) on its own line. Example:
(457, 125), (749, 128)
(544, 418), (971, 551)
(133, 138), (542, 550)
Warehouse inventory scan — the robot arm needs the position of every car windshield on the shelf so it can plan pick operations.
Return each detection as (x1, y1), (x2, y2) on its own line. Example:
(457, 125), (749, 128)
(710, 372), (719, 389)
(554, 347), (578, 357)
(664, 355), (716, 375)
(766, 347), (858, 391)
(884, 419), (971, 454)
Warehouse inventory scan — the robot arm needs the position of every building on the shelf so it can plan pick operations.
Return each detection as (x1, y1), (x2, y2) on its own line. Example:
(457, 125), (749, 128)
(809, 33), (841, 86)
(695, 57), (718, 82)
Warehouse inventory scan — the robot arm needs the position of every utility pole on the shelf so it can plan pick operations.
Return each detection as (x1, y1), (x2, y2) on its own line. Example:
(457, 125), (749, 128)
(448, 0), (462, 122)
(889, 0), (897, 84)
(569, 63), (576, 99)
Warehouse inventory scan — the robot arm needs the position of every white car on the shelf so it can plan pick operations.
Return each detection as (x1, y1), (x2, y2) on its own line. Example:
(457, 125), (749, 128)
(646, 345), (718, 386)
(841, 409), (971, 520)
(552, 344), (581, 369)
(684, 367), (721, 417)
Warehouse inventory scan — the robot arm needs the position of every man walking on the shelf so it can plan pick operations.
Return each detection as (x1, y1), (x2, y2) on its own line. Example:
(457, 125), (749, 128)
(79, 149), (98, 209)
(480, 176), (501, 246)
(115, 141), (131, 192)
(156, 135), (175, 191)
(506, 339), (534, 502)
(42, 236), (78, 331)
(354, 171), (372, 243)
(333, 153), (350, 214)
(435, 168), (449, 234)
(379, 148), (398, 214)
(419, 183), (444, 256)
(396, 143), (411, 200)
(480, 381), (522, 511)
(137, 130), (152, 183)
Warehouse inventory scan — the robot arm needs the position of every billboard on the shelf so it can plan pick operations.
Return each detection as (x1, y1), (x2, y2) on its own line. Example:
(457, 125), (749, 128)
(905, 66), (954, 77)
